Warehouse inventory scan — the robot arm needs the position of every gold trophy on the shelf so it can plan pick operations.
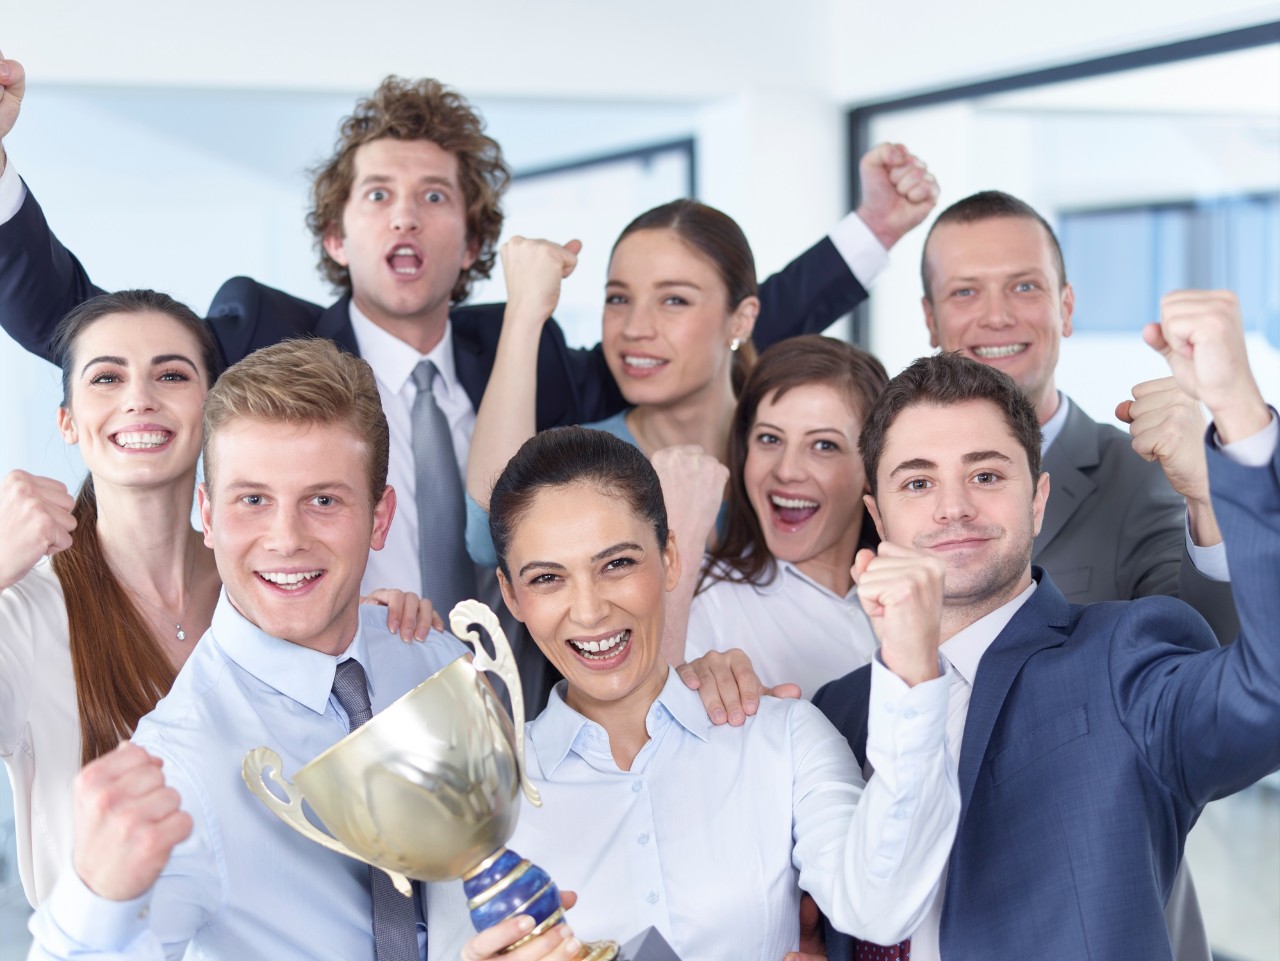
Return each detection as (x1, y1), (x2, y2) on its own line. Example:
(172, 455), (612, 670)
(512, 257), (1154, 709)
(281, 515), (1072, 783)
(242, 600), (617, 959)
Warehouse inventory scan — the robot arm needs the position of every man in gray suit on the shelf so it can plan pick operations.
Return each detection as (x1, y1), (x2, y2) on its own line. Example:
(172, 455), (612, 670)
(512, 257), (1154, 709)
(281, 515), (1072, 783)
(920, 190), (1235, 637)
(918, 189), (1235, 961)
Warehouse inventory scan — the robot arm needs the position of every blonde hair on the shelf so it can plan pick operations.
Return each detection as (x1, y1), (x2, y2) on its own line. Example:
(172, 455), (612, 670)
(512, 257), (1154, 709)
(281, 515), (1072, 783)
(202, 338), (389, 505)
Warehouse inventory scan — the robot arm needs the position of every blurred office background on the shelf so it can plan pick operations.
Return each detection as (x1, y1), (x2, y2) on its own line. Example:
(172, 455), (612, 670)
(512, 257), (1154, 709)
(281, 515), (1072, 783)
(0, 2), (1277, 957)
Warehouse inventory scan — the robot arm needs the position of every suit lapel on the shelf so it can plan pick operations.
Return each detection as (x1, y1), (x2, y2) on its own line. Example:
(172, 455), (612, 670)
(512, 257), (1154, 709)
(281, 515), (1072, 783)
(957, 571), (1073, 816)
(1034, 401), (1100, 560)
(313, 296), (360, 356)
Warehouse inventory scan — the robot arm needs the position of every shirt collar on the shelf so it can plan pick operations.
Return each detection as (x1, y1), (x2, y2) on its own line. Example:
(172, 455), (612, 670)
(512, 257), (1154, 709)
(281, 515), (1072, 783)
(347, 300), (461, 400)
(530, 667), (709, 775)
(938, 580), (1037, 687)
(1040, 391), (1071, 454)
(209, 590), (374, 716)
(754, 558), (858, 602)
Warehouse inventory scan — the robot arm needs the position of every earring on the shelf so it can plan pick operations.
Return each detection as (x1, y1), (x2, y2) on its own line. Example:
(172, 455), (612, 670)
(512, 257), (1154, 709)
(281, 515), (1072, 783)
(729, 338), (741, 352)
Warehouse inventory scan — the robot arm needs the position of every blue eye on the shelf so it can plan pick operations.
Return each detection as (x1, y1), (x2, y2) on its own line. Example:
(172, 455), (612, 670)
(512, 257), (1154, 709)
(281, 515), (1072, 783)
(367, 188), (389, 202)
(426, 190), (445, 203)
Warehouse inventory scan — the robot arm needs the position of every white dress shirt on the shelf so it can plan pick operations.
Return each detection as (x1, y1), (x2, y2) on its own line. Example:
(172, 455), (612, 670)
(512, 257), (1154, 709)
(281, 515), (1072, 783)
(427, 664), (958, 960)
(685, 560), (877, 698)
(0, 558), (77, 906)
(28, 595), (466, 961)
(349, 303), (475, 597)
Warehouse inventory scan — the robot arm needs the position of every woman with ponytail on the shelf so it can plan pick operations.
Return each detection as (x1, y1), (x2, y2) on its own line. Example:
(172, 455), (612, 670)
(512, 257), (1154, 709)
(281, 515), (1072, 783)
(0, 291), (432, 908)
(0, 290), (222, 906)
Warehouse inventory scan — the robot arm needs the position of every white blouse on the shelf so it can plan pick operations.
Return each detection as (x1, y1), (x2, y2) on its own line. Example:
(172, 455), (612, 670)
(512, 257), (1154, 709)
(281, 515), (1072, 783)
(0, 558), (78, 905)
(685, 559), (878, 699)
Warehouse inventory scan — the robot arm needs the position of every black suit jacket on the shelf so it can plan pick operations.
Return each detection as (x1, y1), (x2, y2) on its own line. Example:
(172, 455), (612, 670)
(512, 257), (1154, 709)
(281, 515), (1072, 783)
(0, 180), (869, 434)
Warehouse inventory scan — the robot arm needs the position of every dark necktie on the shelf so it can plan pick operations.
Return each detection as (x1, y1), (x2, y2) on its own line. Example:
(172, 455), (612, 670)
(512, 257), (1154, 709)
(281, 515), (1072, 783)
(331, 659), (420, 961)
(853, 939), (911, 960)
(411, 360), (474, 614)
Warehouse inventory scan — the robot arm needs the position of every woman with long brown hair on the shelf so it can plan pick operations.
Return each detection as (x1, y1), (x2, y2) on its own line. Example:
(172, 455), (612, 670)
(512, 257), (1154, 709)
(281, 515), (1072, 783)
(0, 290), (432, 907)
(684, 335), (890, 697)
(0, 289), (221, 906)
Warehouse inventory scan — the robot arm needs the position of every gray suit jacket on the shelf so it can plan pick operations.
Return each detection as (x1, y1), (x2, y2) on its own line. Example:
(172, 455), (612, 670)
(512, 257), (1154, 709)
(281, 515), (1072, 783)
(1035, 397), (1238, 642)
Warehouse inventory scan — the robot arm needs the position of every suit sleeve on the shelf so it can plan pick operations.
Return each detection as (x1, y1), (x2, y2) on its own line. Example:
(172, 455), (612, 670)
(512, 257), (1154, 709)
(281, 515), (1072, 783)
(0, 181), (106, 362)
(1113, 447), (1239, 643)
(1112, 436), (1280, 807)
(539, 235), (871, 428)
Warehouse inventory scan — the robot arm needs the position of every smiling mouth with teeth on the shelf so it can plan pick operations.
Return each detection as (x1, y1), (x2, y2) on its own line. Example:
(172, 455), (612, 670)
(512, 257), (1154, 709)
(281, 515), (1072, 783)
(567, 629), (631, 661)
(112, 430), (171, 450)
(257, 570), (324, 591)
(622, 355), (667, 369)
(770, 493), (819, 525)
(972, 344), (1028, 359)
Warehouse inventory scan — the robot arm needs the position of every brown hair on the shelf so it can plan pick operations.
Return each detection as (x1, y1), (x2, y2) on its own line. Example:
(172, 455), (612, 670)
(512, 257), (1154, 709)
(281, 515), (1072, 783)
(702, 335), (888, 591)
(921, 189), (1067, 303)
(613, 199), (760, 391)
(202, 338), (389, 506)
(307, 76), (510, 303)
(49, 290), (220, 765)
(859, 351), (1043, 499)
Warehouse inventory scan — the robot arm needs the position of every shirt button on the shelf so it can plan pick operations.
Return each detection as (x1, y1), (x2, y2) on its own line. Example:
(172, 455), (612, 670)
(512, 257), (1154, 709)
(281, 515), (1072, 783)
(637, 833), (649, 845)
(647, 891), (659, 905)
(893, 805), (909, 821)
(884, 702), (895, 714)
(902, 707), (918, 720)
(631, 780), (643, 793)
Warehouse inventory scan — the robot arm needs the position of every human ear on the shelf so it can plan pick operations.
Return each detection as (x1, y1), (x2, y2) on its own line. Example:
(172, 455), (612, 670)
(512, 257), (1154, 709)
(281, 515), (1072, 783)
(56, 407), (78, 445)
(369, 486), (396, 551)
(864, 493), (886, 541)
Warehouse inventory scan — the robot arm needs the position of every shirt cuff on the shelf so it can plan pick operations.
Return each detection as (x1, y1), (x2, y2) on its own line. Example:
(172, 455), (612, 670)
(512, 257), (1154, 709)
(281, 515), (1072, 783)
(0, 156), (25, 223)
(1213, 410), (1278, 467)
(1184, 513), (1230, 581)
(866, 656), (952, 759)
(828, 211), (890, 289)
(34, 867), (154, 951)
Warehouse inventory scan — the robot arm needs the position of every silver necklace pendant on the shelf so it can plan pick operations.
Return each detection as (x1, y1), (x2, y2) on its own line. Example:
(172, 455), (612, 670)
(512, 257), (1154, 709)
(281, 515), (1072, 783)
(176, 626), (187, 642)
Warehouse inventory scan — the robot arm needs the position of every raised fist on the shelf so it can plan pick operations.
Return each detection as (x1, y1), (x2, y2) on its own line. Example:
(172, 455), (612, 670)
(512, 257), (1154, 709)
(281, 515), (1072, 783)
(0, 469), (76, 591)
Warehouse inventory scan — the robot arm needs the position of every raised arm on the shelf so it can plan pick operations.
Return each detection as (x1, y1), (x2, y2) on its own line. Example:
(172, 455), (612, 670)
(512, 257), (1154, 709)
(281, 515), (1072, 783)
(466, 237), (581, 515)
(752, 143), (938, 350)
(1120, 290), (1280, 804)
(28, 742), (213, 961)
(0, 53), (108, 361)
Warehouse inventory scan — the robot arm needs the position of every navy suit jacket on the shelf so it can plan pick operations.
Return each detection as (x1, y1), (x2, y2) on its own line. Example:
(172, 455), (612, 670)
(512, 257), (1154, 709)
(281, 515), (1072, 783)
(814, 434), (1280, 961)
(0, 180), (868, 432)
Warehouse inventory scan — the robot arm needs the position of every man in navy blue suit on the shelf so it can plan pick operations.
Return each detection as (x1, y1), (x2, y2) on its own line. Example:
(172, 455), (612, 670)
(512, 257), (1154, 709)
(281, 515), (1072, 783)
(812, 289), (1278, 961)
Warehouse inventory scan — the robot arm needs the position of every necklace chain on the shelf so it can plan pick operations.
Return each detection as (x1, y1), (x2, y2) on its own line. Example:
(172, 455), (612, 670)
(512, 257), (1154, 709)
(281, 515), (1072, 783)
(108, 543), (197, 643)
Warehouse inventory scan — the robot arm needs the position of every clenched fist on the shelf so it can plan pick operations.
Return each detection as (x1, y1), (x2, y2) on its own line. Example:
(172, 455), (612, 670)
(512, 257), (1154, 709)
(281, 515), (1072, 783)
(0, 470), (76, 590)
(852, 542), (944, 686)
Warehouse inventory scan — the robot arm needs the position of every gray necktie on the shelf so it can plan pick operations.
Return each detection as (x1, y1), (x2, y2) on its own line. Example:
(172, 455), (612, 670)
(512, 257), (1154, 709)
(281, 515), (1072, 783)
(411, 360), (474, 616)
(331, 659), (420, 961)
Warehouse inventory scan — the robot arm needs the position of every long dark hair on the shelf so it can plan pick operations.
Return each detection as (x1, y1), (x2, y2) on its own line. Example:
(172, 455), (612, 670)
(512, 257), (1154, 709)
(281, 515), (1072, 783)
(49, 289), (220, 765)
(701, 335), (888, 592)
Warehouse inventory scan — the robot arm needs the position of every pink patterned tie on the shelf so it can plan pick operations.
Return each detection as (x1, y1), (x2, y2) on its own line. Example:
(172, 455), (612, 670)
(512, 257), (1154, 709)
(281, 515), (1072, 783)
(853, 938), (911, 960)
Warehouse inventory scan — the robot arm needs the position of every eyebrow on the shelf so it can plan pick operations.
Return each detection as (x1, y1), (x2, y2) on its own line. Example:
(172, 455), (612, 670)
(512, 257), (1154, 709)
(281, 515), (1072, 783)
(604, 279), (702, 291)
(223, 480), (359, 496)
(889, 450), (1015, 476)
(80, 353), (200, 376)
(754, 420), (846, 437)
(357, 174), (456, 188)
(517, 541), (644, 577)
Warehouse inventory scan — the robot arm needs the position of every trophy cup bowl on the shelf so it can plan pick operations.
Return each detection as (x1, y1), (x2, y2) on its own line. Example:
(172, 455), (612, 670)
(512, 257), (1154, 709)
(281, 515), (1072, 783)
(242, 600), (617, 959)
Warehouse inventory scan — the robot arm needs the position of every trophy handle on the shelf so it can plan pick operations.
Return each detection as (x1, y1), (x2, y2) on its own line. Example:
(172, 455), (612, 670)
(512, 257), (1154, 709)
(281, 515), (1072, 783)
(448, 600), (543, 808)
(241, 746), (414, 896)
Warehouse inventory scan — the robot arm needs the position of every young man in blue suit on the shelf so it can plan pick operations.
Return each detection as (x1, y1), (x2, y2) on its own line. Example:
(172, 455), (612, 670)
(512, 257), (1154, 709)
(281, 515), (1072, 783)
(813, 289), (1277, 960)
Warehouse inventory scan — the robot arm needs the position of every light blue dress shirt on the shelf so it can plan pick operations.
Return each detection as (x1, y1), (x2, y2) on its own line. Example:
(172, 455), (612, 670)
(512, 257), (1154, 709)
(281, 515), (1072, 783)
(29, 592), (466, 961)
(427, 664), (958, 960)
